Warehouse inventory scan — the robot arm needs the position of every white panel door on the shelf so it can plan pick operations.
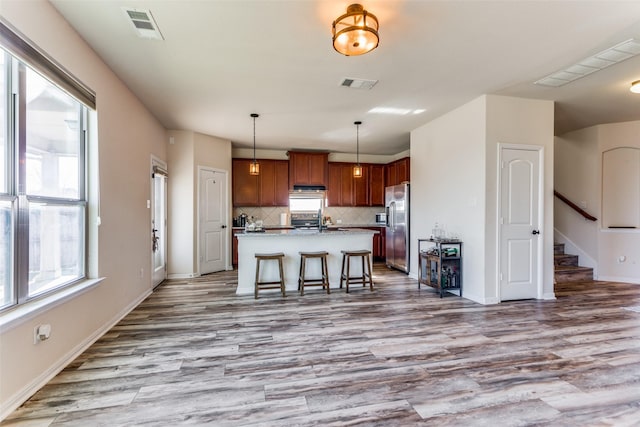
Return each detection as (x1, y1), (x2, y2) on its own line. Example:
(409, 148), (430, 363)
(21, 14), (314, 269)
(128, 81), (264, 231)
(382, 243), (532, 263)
(500, 147), (541, 300)
(199, 168), (227, 274)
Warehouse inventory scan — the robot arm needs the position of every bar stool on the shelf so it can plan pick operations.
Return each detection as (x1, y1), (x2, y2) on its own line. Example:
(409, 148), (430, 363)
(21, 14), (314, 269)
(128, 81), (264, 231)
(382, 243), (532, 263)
(254, 252), (286, 299)
(298, 251), (330, 295)
(340, 250), (373, 293)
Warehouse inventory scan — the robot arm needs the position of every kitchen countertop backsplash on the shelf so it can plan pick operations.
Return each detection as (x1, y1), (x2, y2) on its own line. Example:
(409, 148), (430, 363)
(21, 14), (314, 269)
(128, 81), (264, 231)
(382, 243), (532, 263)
(233, 206), (384, 227)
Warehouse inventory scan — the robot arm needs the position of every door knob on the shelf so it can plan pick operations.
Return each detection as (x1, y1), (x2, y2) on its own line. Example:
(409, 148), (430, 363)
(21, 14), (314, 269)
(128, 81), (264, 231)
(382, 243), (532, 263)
(221, 224), (227, 229)
(532, 229), (540, 235)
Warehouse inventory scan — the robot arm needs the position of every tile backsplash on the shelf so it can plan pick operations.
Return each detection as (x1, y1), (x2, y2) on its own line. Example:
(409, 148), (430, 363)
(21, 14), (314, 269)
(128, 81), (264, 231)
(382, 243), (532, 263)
(233, 206), (384, 226)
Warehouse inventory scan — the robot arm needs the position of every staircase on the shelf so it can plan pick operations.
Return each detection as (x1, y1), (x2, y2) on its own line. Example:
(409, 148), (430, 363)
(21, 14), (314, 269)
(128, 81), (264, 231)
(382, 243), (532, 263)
(554, 243), (594, 283)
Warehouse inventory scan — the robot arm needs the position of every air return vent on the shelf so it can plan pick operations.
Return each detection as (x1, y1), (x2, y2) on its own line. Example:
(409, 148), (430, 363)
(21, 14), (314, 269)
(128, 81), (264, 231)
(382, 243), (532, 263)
(122, 8), (164, 40)
(340, 77), (378, 90)
(535, 38), (640, 87)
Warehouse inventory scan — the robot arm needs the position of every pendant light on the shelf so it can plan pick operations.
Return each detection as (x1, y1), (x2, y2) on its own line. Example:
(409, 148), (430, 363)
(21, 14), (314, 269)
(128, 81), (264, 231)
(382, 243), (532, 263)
(353, 121), (363, 178)
(249, 113), (260, 176)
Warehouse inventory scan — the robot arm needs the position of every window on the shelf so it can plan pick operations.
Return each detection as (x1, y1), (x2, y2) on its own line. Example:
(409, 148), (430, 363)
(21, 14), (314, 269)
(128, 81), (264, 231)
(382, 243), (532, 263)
(0, 23), (94, 310)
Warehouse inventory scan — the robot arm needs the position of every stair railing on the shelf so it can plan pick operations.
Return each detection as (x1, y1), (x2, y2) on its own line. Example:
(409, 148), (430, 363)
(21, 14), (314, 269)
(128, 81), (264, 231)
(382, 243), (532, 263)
(554, 190), (597, 221)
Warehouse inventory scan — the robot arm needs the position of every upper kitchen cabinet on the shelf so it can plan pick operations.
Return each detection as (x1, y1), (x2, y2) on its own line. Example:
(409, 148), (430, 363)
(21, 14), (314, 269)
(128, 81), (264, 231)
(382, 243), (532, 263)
(259, 160), (289, 206)
(369, 164), (384, 206)
(327, 162), (370, 207)
(232, 159), (289, 207)
(232, 158), (259, 206)
(288, 151), (328, 189)
(385, 157), (410, 187)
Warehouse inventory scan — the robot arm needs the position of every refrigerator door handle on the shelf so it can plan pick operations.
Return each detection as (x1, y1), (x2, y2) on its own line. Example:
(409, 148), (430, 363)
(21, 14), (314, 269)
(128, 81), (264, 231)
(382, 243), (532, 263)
(389, 201), (395, 230)
(385, 206), (390, 227)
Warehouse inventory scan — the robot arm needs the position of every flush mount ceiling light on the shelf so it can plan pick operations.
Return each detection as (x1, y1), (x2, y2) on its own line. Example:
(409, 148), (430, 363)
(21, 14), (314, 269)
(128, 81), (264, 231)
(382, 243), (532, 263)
(630, 80), (640, 93)
(535, 38), (640, 87)
(332, 4), (379, 56)
(353, 121), (363, 178)
(249, 113), (259, 176)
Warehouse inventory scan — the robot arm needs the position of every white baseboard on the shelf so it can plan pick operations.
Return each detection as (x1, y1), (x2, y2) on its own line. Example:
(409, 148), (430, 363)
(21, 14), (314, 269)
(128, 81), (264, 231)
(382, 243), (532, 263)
(541, 292), (557, 300)
(0, 289), (152, 421)
(597, 275), (640, 284)
(167, 273), (200, 279)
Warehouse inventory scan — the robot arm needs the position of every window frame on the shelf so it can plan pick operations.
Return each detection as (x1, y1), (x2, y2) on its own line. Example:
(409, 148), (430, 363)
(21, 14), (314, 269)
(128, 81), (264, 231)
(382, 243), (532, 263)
(0, 21), (94, 312)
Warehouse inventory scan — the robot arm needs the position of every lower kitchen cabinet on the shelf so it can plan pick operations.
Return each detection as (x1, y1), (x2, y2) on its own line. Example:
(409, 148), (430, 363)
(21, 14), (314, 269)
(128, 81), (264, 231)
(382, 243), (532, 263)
(364, 226), (385, 260)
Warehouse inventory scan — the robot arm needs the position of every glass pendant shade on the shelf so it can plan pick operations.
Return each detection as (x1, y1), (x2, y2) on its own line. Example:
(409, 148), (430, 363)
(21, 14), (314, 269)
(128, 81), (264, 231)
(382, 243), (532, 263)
(631, 80), (640, 93)
(332, 4), (379, 56)
(353, 120), (363, 178)
(249, 161), (259, 176)
(249, 113), (260, 175)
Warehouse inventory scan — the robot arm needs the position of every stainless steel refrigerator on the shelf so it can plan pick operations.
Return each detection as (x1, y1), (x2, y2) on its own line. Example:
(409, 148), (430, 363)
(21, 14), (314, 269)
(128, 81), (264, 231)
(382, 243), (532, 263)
(385, 183), (409, 273)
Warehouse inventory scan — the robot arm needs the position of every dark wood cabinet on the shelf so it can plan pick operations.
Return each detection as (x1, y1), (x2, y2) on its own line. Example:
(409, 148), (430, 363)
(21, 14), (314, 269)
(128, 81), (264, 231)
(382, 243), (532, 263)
(327, 163), (342, 206)
(353, 165), (369, 206)
(369, 164), (384, 206)
(233, 159), (289, 207)
(328, 162), (380, 207)
(232, 159), (259, 206)
(385, 157), (410, 187)
(327, 162), (369, 206)
(385, 162), (396, 187)
(367, 226), (385, 260)
(259, 160), (289, 206)
(288, 151), (328, 189)
(396, 157), (410, 184)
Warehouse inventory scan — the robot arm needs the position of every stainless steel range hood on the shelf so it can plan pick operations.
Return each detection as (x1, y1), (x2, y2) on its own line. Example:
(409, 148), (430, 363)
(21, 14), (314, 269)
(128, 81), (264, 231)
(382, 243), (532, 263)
(291, 185), (326, 193)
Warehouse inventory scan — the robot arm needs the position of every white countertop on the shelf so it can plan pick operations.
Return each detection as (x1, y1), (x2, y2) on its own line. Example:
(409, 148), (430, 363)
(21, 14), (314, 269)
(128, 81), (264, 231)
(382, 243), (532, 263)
(236, 228), (378, 237)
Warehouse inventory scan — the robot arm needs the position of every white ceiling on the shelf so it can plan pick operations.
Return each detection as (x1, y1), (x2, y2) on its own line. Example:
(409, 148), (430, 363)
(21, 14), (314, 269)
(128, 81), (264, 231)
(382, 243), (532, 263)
(50, 0), (640, 155)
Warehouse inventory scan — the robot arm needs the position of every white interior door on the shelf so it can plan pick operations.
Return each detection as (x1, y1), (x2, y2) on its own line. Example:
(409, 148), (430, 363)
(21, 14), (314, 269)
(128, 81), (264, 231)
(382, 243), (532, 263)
(499, 146), (542, 300)
(199, 168), (227, 274)
(151, 162), (168, 287)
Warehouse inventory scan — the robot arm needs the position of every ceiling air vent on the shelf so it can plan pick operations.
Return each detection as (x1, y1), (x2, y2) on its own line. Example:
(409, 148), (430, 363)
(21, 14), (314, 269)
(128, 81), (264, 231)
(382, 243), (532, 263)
(340, 78), (378, 90)
(122, 8), (164, 40)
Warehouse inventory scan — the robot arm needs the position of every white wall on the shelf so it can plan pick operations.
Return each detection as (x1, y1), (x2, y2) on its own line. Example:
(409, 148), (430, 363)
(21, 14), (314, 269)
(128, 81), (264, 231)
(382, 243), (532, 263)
(167, 131), (195, 277)
(554, 126), (600, 268)
(410, 96), (488, 303)
(556, 121), (640, 283)
(485, 95), (555, 301)
(410, 95), (555, 304)
(167, 131), (231, 277)
(0, 1), (167, 417)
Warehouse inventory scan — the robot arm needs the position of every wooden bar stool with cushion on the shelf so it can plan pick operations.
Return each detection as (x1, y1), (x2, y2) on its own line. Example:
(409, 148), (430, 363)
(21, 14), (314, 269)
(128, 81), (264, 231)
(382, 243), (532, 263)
(254, 252), (286, 299)
(298, 251), (330, 295)
(339, 249), (373, 293)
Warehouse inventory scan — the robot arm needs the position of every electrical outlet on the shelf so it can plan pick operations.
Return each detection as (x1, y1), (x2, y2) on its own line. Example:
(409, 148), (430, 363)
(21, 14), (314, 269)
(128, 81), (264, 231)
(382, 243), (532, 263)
(34, 324), (51, 344)
(139, 268), (144, 278)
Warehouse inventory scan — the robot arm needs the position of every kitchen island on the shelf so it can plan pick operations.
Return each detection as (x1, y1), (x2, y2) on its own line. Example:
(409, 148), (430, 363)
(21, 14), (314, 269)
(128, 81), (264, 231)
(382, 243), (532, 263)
(236, 228), (377, 295)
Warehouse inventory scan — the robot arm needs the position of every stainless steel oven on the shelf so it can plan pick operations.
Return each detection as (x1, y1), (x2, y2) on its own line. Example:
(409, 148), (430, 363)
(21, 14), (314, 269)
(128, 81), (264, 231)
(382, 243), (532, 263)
(289, 190), (325, 229)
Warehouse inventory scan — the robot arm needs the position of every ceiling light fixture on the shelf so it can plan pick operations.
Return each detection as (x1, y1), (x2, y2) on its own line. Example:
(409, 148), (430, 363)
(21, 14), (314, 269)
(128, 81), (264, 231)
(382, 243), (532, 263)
(631, 80), (640, 93)
(332, 4), (379, 56)
(535, 38), (640, 87)
(353, 121), (363, 178)
(249, 113), (259, 176)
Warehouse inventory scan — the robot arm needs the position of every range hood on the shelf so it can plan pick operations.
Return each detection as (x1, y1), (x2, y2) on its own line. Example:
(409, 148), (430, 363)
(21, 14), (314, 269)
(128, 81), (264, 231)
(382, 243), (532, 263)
(291, 185), (326, 192)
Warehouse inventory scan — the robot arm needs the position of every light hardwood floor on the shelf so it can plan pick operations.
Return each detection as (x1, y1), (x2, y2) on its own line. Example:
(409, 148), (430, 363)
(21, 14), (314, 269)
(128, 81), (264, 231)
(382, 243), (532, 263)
(4, 265), (640, 426)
